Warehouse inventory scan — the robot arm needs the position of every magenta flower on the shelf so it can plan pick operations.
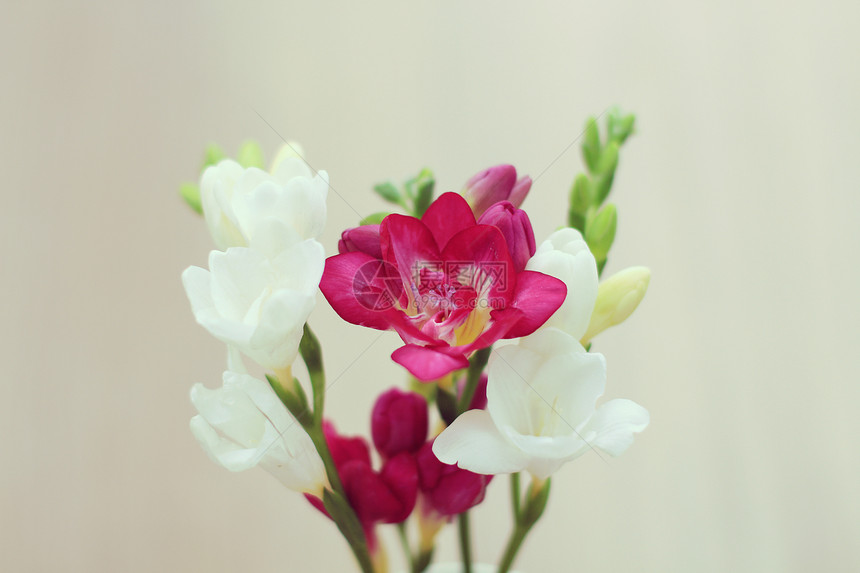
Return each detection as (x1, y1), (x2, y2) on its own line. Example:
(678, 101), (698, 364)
(462, 164), (532, 217)
(320, 192), (566, 381)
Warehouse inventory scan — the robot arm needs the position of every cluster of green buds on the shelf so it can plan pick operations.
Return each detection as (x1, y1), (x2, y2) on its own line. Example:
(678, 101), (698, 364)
(568, 108), (636, 274)
(366, 168), (436, 222)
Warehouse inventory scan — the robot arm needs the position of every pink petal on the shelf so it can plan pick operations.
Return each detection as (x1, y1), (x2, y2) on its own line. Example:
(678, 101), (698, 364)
(421, 192), (477, 251)
(380, 215), (440, 288)
(391, 345), (470, 381)
(320, 252), (405, 330)
(504, 270), (568, 338)
(442, 224), (516, 306)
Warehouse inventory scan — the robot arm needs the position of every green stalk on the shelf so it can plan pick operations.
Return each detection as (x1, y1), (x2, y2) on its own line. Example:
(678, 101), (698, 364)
(294, 324), (375, 573)
(457, 347), (492, 414)
(458, 511), (473, 573)
(496, 478), (551, 573)
(510, 473), (521, 521)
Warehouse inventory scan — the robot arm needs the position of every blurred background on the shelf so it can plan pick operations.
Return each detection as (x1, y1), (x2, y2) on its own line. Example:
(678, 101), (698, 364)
(2, 1), (859, 571)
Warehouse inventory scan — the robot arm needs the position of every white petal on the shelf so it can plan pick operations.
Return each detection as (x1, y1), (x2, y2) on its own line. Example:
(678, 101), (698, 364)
(246, 290), (315, 369)
(486, 345), (543, 436)
(200, 160), (246, 249)
(207, 248), (272, 321)
(527, 228), (598, 339)
(433, 410), (529, 475)
(586, 399), (649, 456)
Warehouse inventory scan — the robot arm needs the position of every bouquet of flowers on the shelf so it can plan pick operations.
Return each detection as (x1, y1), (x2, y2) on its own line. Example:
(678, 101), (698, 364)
(179, 109), (650, 573)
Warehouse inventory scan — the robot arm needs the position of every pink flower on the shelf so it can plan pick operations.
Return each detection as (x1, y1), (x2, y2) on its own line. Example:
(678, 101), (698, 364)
(416, 440), (492, 516)
(462, 164), (532, 217)
(371, 388), (429, 459)
(320, 192), (566, 381)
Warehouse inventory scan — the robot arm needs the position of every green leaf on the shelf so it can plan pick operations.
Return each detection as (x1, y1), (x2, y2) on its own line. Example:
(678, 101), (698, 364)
(412, 168), (435, 217)
(359, 211), (391, 225)
(585, 203), (617, 263)
(203, 143), (225, 168)
(582, 118), (601, 173)
(180, 182), (203, 214)
(237, 140), (265, 168)
(374, 182), (405, 206)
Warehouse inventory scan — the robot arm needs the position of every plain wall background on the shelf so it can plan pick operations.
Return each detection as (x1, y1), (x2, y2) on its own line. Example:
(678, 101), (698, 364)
(2, 1), (858, 571)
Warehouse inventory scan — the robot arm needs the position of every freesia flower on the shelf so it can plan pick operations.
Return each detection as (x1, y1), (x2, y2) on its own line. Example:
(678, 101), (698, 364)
(190, 370), (327, 496)
(320, 192), (566, 381)
(199, 146), (328, 252)
(462, 164), (532, 218)
(181, 233), (324, 370)
(433, 328), (649, 479)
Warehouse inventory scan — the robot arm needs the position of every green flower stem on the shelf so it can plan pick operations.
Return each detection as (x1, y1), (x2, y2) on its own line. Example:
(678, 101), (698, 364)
(510, 473), (521, 521)
(497, 477), (551, 573)
(497, 522), (529, 573)
(295, 324), (375, 573)
(458, 511), (473, 573)
(457, 347), (492, 414)
(396, 523), (414, 572)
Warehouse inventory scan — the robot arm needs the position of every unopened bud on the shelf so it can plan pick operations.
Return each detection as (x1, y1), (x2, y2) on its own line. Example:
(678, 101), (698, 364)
(371, 388), (428, 458)
(582, 266), (650, 343)
(462, 164), (529, 217)
(584, 204), (617, 263)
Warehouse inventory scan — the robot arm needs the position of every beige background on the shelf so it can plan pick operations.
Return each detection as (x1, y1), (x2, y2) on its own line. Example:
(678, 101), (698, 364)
(2, 1), (859, 571)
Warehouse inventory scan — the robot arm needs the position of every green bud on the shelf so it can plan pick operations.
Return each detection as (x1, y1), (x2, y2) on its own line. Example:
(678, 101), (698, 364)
(412, 168), (435, 217)
(203, 143), (225, 168)
(521, 478), (551, 527)
(179, 182), (203, 214)
(582, 117), (601, 173)
(592, 141), (619, 205)
(237, 140), (265, 169)
(359, 211), (391, 225)
(596, 141), (619, 175)
(585, 204), (617, 263)
(567, 174), (591, 231)
(608, 111), (636, 145)
(373, 181), (405, 206)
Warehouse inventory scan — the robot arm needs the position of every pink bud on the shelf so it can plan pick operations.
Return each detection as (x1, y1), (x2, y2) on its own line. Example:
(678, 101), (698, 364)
(477, 201), (537, 272)
(338, 224), (383, 259)
(371, 388), (428, 458)
(340, 453), (418, 525)
(324, 421), (371, 470)
(462, 164), (520, 217)
(509, 175), (532, 208)
(416, 441), (492, 516)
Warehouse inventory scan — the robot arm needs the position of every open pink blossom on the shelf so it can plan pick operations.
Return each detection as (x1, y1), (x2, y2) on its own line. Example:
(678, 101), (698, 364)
(321, 192), (566, 381)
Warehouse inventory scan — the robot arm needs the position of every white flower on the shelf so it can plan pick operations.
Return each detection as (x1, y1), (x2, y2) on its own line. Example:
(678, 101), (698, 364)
(526, 228), (598, 340)
(190, 371), (327, 495)
(433, 328), (648, 479)
(200, 147), (328, 253)
(182, 235), (324, 370)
